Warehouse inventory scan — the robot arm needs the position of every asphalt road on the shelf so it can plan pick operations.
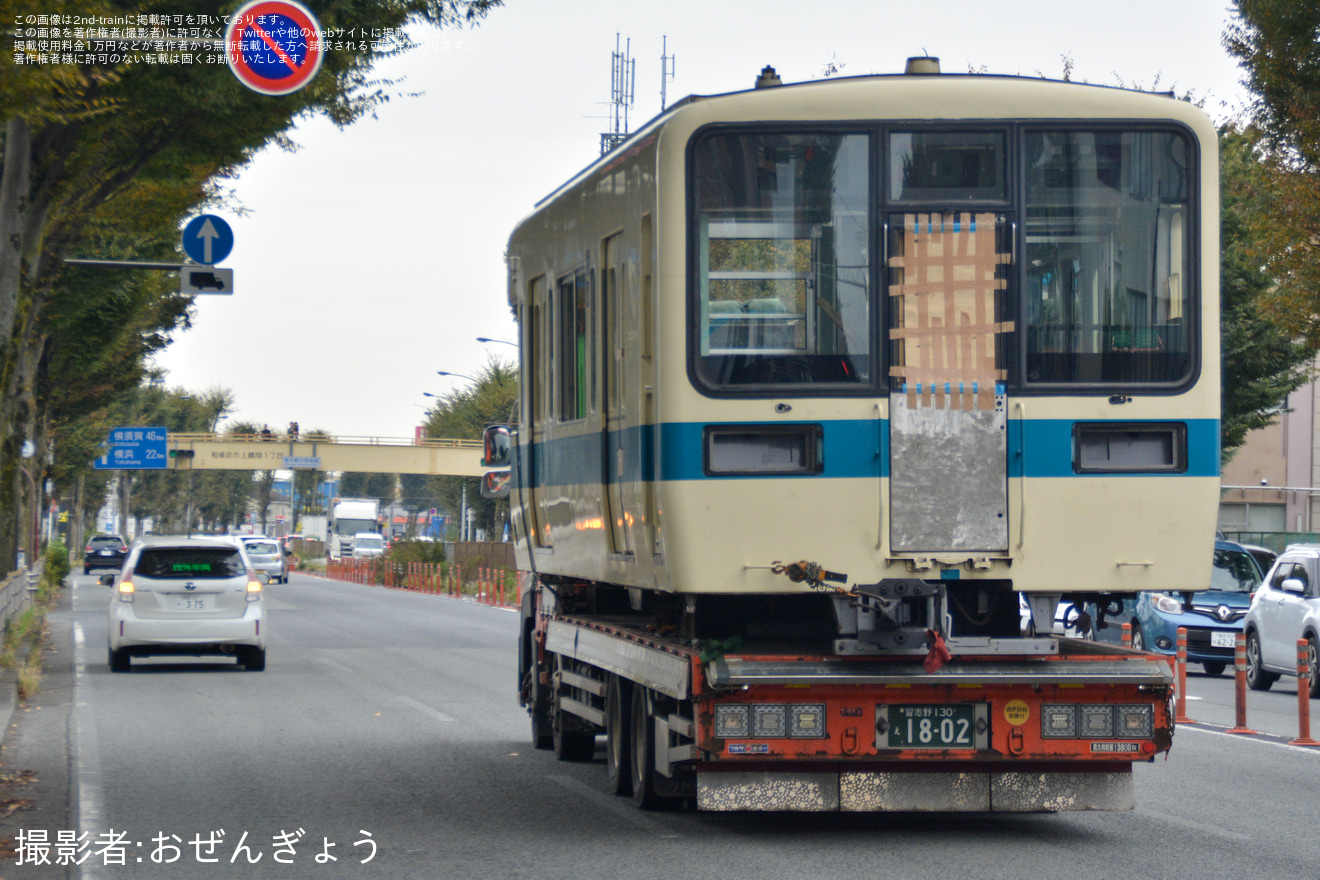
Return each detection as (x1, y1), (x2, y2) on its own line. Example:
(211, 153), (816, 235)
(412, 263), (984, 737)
(1, 573), (1318, 880)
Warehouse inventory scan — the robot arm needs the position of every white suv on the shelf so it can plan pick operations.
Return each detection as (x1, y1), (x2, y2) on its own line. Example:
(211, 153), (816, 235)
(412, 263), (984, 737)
(105, 536), (268, 672)
(1243, 545), (1320, 697)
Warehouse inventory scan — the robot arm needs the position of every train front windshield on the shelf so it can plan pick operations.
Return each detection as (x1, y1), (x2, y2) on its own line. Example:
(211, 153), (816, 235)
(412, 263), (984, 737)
(689, 126), (1195, 395)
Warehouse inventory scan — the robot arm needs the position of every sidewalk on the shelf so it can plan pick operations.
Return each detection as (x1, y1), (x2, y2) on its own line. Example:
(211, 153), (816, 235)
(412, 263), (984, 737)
(0, 579), (75, 878)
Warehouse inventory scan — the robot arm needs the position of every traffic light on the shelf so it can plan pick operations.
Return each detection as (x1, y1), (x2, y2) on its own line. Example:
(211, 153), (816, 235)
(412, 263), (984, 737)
(169, 449), (195, 459)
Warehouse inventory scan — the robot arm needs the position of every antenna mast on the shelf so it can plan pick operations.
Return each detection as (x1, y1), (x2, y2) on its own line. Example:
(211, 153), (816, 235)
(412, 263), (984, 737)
(601, 33), (636, 155)
(660, 35), (677, 111)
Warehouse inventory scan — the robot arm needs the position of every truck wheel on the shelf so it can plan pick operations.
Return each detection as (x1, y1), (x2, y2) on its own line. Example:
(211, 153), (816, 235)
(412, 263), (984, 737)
(552, 658), (596, 762)
(629, 685), (661, 808)
(552, 711), (596, 762)
(606, 675), (632, 796)
(527, 636), (553, 750)
(1246, 631), (1277, 691)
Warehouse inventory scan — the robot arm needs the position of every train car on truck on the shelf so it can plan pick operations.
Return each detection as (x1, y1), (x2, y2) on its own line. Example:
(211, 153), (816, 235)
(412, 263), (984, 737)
(483, 57), (1220, 812)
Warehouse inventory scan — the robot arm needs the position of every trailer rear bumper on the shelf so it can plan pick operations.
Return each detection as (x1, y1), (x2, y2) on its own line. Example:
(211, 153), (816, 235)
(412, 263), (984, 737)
(695, 766), (1133, 812)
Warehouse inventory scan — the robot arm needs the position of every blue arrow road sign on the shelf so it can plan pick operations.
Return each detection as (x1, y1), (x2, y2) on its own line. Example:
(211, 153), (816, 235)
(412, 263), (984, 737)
(93, 426), (168, 470)
(182, 214), (233, 265)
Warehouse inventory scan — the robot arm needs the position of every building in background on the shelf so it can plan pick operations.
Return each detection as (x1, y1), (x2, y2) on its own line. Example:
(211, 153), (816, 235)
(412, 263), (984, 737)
(1220, 358), (1320, 538)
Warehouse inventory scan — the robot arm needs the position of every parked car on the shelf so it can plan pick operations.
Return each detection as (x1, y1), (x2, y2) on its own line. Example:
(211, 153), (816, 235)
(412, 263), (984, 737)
(103, 536), (268, 672)
(236, 536), (289, 583)
(83, 535), (128, 575)
(1084, 540), (1263, 676)
(1240, 543), (1278, 577)
(1244, 544), (1320, 696)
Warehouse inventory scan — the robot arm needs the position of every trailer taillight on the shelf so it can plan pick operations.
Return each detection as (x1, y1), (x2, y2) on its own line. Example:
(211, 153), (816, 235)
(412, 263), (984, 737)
(1042, 703), (1153, 739)
(715, 703), (828, 740)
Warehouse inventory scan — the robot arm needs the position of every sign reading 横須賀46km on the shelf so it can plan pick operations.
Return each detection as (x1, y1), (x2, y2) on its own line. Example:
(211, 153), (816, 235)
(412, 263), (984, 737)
(225, 0), (324, 96)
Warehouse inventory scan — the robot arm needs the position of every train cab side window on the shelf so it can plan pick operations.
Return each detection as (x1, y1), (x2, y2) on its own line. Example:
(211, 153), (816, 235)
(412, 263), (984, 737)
(1023, 129), (1194, 386)
(691, 131), (871, 391)
(558, 272), (589, 421)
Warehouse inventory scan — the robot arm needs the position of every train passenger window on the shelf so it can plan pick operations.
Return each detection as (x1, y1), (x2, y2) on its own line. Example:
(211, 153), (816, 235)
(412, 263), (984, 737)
(1023, 129), (1193, 386)
(691, 131), (871, 391)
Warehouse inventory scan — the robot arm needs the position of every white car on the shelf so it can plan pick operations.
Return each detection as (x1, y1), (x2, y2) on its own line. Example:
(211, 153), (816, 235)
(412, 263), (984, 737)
(351, 533), (385, 559)
(104, 536), (268, 672)
(1243, 545), (1320, 696)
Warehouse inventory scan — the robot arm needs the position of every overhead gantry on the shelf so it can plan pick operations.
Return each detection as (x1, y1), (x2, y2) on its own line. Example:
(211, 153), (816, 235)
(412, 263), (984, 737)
(164, 433), (486, 476)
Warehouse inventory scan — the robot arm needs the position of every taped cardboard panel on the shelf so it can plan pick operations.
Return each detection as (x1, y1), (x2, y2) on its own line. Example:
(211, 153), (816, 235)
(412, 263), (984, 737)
(887, 211), (1010, 410)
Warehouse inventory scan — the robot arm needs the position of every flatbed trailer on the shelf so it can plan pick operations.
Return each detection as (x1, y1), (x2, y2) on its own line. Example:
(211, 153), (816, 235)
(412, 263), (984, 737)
(525, 591), (1174, 812)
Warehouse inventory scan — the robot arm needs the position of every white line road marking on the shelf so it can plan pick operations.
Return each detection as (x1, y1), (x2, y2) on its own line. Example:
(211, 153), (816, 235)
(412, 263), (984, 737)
(73, 623), (107, 880)
(314, 656), (354, 673)
(1138, 806), (1253, 841)
(1179, 720), (1320, 755)
(396, 695), (455, 723)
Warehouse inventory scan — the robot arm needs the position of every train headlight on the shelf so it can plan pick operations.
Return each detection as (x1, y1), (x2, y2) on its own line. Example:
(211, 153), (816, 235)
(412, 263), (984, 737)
(715, 705), (750, 738)
(1041, 704), (1077, 738)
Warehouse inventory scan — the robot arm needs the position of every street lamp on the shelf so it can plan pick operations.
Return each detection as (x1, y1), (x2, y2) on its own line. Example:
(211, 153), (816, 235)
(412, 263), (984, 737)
(436, 370), (477, 382)
(476, 337), (517, 348)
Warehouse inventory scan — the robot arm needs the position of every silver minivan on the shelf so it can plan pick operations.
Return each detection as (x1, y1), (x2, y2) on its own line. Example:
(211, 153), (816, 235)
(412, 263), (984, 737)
(239, 537), (289, 583)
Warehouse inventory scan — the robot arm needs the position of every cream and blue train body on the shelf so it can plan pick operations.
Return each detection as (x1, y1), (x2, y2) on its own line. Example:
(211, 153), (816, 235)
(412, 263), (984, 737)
(505, 66), (1219, 619)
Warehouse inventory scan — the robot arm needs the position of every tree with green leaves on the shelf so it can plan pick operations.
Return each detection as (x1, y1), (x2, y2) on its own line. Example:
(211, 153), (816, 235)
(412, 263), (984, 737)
(0, 0), (501, 567)
(424, 357), (515, 540)
(1224, 2), (1320, 346)
(1219, 126), (1317, 461)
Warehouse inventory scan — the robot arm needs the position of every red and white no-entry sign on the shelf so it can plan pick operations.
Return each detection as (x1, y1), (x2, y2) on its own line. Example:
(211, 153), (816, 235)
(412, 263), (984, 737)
(225, 0), (324, 96)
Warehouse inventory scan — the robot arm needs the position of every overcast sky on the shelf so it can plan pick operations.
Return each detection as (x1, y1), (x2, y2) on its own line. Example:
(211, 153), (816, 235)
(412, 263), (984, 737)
(151, 0), (1251, 439)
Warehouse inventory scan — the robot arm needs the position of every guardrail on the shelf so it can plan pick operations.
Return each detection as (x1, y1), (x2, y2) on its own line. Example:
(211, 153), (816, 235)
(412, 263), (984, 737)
(0, 566), (40, 630)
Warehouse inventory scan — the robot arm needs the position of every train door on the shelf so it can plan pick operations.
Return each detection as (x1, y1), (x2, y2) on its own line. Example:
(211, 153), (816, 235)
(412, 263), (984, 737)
(602, 234), (633, 556)
(886, 211), (1012, 554)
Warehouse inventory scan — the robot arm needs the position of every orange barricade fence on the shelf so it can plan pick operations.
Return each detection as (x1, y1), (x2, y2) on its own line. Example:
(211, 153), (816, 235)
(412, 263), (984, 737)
(323, 558), (518, 606)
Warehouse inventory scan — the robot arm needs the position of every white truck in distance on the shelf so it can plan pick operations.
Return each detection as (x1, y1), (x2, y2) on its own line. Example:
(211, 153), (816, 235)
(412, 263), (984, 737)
(328, 498), (380, 558)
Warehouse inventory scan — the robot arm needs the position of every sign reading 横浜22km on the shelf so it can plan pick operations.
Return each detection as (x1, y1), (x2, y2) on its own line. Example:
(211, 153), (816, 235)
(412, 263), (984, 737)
(225, 0), (324, 96)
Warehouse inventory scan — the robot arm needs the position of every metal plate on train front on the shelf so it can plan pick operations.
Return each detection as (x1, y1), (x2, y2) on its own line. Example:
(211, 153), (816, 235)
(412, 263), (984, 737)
(889, 392), (1007, 553)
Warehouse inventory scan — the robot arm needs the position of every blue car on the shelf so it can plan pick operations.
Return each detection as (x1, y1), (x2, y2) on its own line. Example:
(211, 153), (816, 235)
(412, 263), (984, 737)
(1082, 540), (1264, 676)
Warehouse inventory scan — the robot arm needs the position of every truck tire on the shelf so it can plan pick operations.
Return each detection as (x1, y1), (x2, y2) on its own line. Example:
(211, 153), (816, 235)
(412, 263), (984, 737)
(552, 658), (596, 762)
(552, 709), (596, 762)
(526, 630), (554, 750)
(606, 675), (632, 796)
(629, 685), (661, 808)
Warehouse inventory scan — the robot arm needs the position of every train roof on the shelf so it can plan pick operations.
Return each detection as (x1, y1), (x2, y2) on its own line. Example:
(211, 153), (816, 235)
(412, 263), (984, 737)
(527, 60), (1193, 213)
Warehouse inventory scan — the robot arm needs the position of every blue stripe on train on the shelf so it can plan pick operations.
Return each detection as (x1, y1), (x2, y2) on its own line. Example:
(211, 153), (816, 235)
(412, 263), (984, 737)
(518, 418), (1220, 486)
